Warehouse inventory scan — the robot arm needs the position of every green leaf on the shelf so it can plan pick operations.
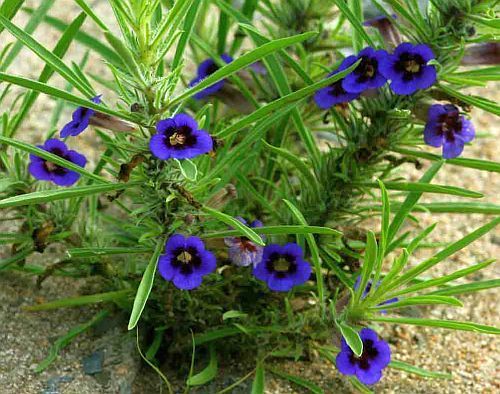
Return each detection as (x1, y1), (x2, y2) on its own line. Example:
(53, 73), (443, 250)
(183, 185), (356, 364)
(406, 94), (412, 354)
(348, 376), (373, 394)
(73, 0), (108, 31)
(262, 140), (320, 197)
(409, 202), (500, 215)
(358, 181), (483, 198)
(0, 182), (136, 208)
(24, 289), (131, 311)
(438, 84), (500, 116)
(354, 231), (377, 303)
(187, 344), (218, 386)
(389, 360), (451, 379)
(370, 316), (500, 335)
(251, 361), (265, 394)
(0, 14), (94, 96)
(35, 310), (108, 372)
(268, 368), (324, 394)
(67, 246), (151, 258)
(371, 295), (463, 310)
(171, 0), (201, 70)
(330, 0), (374, 48)
(392, 147), (500, 173)
(388, 217), (500, 290)
(202, 206), (265, 246)
(216, 59), (360, 140)
(170, 30), (317, 106)
(7, 11), (87, 137)
(0, 135), (110, 184)
(390, 259), (495, 297)
(428, 279), (500, 296)
(283, 199), (325, 314)
(174, 158), (198, 181)
(0, 73), (136, 122)
(337, 322), (363, 357)
(387, 161), (442, 244)
(203, 225), (341, 238)
(222, 310), (248, 320)
(0, 0), (25, 35)
(128, 240), (164, 330)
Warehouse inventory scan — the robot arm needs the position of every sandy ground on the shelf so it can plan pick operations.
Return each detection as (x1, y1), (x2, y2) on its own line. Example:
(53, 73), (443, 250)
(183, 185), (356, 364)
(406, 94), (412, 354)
(1, 1), (499, 393)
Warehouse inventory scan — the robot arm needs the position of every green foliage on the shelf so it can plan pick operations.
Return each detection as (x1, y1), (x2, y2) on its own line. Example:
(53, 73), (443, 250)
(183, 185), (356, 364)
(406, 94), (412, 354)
(0, 0), (499, 392)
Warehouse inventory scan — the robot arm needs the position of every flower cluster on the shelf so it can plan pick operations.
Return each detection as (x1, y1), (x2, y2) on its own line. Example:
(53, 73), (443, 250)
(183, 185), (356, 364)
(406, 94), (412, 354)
(336, 328), (391, 385)
(158, 228), (311, 292)
(314, 42), (437, 109)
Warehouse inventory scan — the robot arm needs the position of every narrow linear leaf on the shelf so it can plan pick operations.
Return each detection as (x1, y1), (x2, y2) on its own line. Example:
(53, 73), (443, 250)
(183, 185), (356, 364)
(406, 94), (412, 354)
(268, 368), (324, 394)
(187, 344), (218, 386)
(202, 206), (265, 246)
(24, 289), (131, 311)
(203, 225), (341, 238)
(251, 361), (265, 394)
(389, 360), (451, 379)
(35, 310), (108, 372)
(128, 240), (164, 330)
(428, 279), (500, 296)
(371, 295), (463, 310)
(358, 181), (483, 198)
(67, 247), (151, 258)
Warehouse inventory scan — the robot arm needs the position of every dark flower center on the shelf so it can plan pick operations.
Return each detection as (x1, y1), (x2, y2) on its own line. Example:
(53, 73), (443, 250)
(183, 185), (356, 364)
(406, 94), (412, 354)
(356, 56), (378, 82)
(349, 339), (379, 370)
(165, 126), (196, 150)
(238, 237), (257, 253)
(438, 105), (462, 141)
(206, 62), (219, 76)
(172, 247), (202, 274)
(396, 53), (425, 80)
(44, 148), (67, 175)
(328, 81), (347, 97)
(267, 253), (297, 278)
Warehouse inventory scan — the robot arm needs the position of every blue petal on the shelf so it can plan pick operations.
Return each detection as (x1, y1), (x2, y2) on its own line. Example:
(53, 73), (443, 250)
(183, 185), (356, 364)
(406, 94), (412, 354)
(336, 350), (356, 375)
(173, 273), (203, 290)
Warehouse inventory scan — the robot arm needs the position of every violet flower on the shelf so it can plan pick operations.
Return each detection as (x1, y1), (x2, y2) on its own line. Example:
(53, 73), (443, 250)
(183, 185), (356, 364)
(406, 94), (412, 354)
(342, 47), (388, 94)
(60, 95), (102, 138)
(224, 217), (264, 268)
(189, 54), (233, 99)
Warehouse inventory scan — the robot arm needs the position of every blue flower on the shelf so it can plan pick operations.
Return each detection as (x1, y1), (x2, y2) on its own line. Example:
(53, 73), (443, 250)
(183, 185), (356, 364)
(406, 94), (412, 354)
(149, 113), (213, 160)
(28, 139), (86, 186)
(336, 328), (391, 385)
(60, 95), (102, 138)
(224, 217), (264, 267)
(424, 104), (475, 159)
(314, 57), (361, 109)
(342, 47), (388, 93)
(354, 277), (398, 314)
(379, 42), (437, 95)
(253, 243), (311, 292)
(158, 234), (217, 290)
(189, 54), (233, 99)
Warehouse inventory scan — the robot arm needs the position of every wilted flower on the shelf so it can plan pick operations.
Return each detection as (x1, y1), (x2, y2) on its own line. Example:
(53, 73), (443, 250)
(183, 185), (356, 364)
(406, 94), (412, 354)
(336, 328), (391, 385)
(314, 57), (361, 109)
(224, 217), (264, 267)
(424, 104), (475, 159)
(379, 42), (437, 95)
(364, 15), (401, 48)
(189, 54), (233, 99)
(253, 243), (311, 292)
(342, 47), (388, 93)
(158, 234), (216, 290)
(149, 113), (213, 160)
(60, 95), (102, 138)
(461, 43), (500, 66)
(28, 139), (86, 187)
(354, 277), (398, 313)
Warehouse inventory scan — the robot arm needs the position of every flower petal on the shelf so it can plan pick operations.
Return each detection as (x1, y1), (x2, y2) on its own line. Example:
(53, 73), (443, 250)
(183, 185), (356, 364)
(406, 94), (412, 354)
(66, 150), (87, 167)
(52, 170), (80, 186)
(336, 350), (356, 375)
(28, 161), (51, 181)
(355, 366), (382, 385)
(267, 275), (294, 292)
(457, 117), (475, 143)
(158, 255), (178, 280)
(416, 65), (437, 90)
(173, 113), (199, 130)
(173, 273), (203, 290)
(442, 138), (465, 159)
(149, 133), (171, 160)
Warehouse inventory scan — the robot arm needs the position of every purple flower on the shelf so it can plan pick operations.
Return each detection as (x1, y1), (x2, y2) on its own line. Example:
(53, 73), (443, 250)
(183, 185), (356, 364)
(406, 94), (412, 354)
(424, 104), (475, 159)
(336, 328), (391, 385)
(189, 54), (233, 99)
(253, 243), (311, 292)
(149, 113), (213, 160)
(60, 95), (102, 138)
(158, 234), (217, 290)
(224, 217), (264, 267)
(28, 139), (86, 187)
(379, 42), (437, 95)
(342, 47), (388, 93)
(354, 277), (398, 313)
(314, 57), (361, 109)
